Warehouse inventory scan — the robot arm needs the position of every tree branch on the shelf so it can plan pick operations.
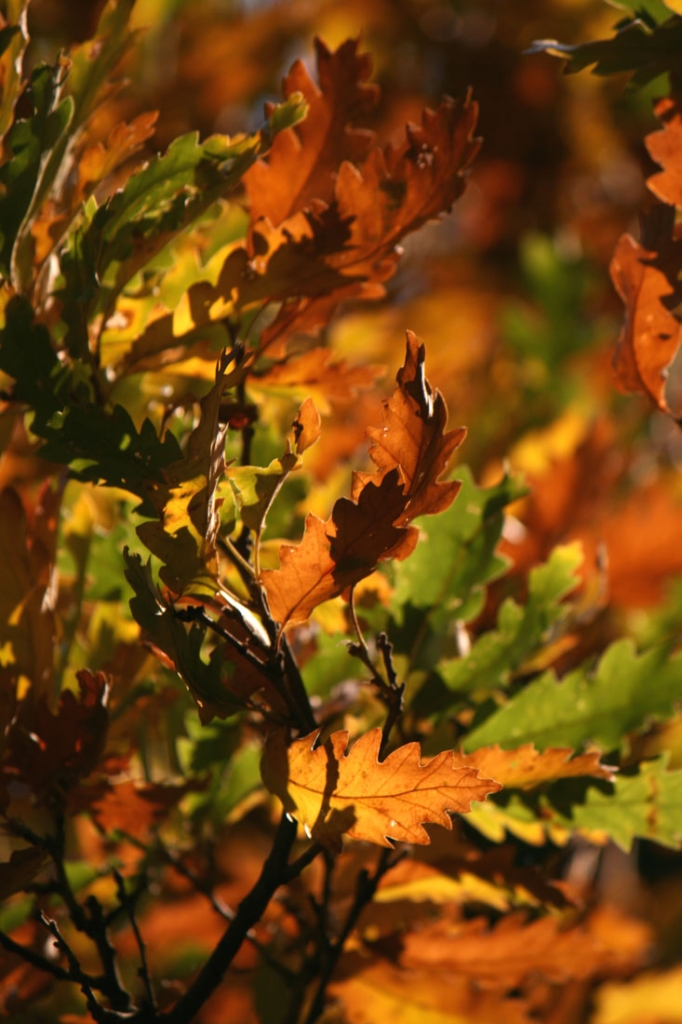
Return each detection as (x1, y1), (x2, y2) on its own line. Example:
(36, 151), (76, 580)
(164, 813), (322, 1024)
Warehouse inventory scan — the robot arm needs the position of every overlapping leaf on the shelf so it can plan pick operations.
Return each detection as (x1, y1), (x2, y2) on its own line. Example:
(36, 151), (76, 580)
(137, 364), (229, 596)
(463, 638), (682, 754)
(261, 727), (500, 851)
(391, 464), (524, 630)
(454, 744), (615, 789)
(261, 335), (465, 628)
(438, 542), (583, 700)
(245, 37), (379, 224)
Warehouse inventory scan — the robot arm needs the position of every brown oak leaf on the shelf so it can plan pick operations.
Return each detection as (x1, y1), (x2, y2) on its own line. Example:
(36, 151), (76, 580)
(352, 330), (466, 521)
(245, 37), (379, 224)
(610, 230), (682, 414)
(646, 97), (682, 209)
(261, 470), (417, 628)
(261, 727), (501, 852)
(261, 335), (464, 627)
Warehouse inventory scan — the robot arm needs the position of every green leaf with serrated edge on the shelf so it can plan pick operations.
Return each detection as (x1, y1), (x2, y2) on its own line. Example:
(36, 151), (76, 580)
(562, 759), (682, 850)
(438, 542), (582, 700)
(468, 759), (682, 852)
(463, 639), (682, 753)
(0, 63), (74, 283)
(137, 366), (229, 596)
(391, 466), (525, 630)
(56, 93), (307, 354)
(0, 297), (182, 514)
(124, 550), (244, 723)
(529, 14), (682, 89)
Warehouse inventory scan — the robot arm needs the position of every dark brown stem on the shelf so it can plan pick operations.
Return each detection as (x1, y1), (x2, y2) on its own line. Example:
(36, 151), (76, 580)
(347, 592), (405, 756)
(164, 814), (322, 1024)
(302, 847), (400, 1024)
(113, 870), (156, 1012)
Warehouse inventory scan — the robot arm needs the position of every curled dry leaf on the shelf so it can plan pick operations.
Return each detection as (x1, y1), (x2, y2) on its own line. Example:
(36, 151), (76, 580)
(292, 396), (321, 454)
(261, 727), (501, 852)
(610, 231), (682, 414)
(260, 334), (465, 627)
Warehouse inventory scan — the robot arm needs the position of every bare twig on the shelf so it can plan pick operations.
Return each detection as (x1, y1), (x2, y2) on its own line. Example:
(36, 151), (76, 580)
(113, 870), (156, 1012)
(347, 589), (405, 756)
(302, 847), (403, 1024)
(164, 813), (323, 1024)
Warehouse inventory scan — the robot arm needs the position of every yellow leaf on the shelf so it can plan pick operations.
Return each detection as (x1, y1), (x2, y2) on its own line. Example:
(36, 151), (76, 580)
(261, 727), (500, 851)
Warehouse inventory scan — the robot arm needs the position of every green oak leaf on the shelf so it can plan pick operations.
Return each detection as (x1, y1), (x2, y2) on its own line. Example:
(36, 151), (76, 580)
(439, 542), (583, 699)
(463, 638), (682, 753)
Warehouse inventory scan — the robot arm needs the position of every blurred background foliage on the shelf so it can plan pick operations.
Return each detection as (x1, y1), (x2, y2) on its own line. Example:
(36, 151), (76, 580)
(5, 0), (682, 1020)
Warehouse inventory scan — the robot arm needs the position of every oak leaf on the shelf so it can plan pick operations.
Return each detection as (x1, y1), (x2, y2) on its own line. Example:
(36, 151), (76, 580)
(245, 37), (379, 224)
(253, 347), (384, 413)
(453, 744), (615, 789)
(6, 669), (109, 803)
(137, 361), (229, 596)
(610, 229), (682, 414)
(330, 93), (480, 287)
(646, 97), (682, 209)
(261, 727), (501, 852)
(352, 330), (466, 521)
(331, 953), (533, 1024)
(261, 335), (464, 627)
(400, 905), (650, 989)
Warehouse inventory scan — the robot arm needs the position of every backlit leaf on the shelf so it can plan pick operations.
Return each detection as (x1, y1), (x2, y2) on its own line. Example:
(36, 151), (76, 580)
(463, 639), (682, 753)
(455, 744), (615, 788)
(245, 37), (379, 224)
(261, 335), (465, 628)
(261, 727), (500, 852)
(610, 230), (682, 415)
(439, 542), (583, 699)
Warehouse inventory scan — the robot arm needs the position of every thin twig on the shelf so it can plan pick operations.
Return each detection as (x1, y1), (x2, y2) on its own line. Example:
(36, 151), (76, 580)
(347, 590), (405, 756)
(164, 814), (322, 1024)
(302, 847), (402, 1024)
(113, 870), (156, 1012)
(0, 927), (74, 983)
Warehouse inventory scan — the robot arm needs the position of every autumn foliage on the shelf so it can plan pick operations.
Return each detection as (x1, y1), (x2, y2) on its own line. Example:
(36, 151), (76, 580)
(3, 1), (682, 1022)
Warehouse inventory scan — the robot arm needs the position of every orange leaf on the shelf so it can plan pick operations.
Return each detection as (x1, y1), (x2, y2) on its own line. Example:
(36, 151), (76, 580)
(400, 905), (650, 989)
(261, 727), (501, 852)
(255, 346), (384, 413)
(610, 231), (682, 414)
(454, 744), (615, 789)
(330, 93), (480, 287)
(76, 111), (159, 204)
(261, 335), (464, 627)
(261, 470), (416, 628)
(292, 397), (321, 454)
(646, 97), (682, 209)
(331, 953), (533, 1024)
(352, 330), (466, 521)
(245, 38), (379, 225)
